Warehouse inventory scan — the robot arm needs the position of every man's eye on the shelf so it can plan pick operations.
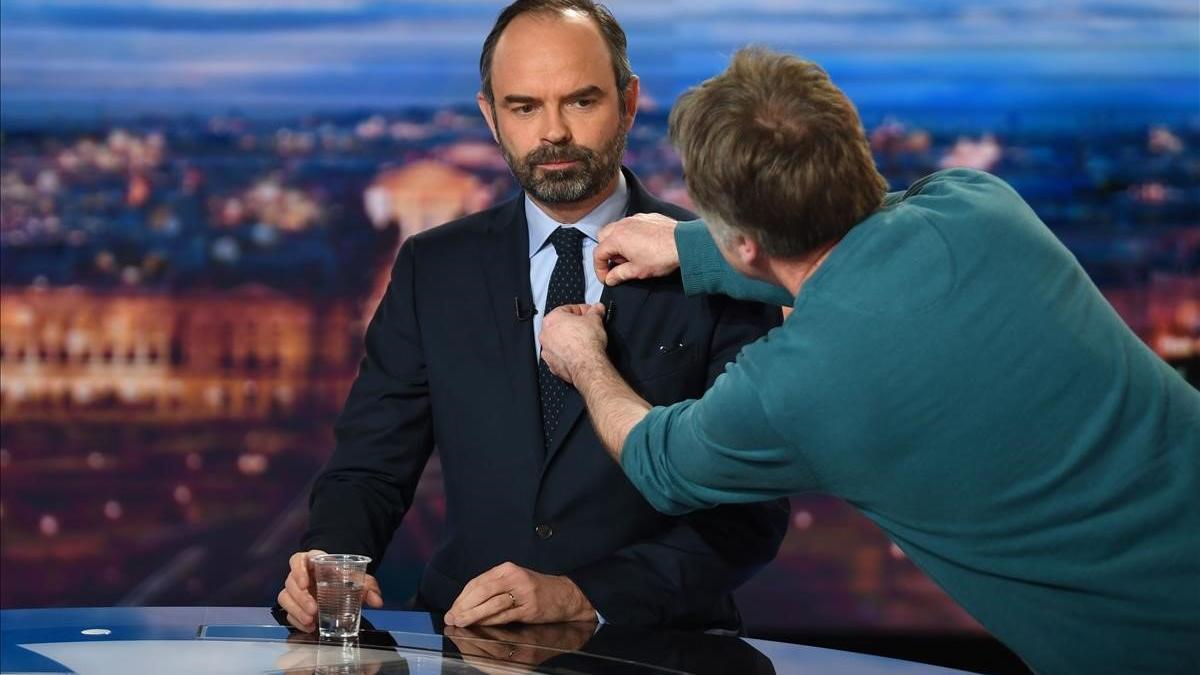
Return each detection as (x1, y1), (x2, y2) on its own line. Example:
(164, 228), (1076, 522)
(573, 98), (595, 108)
(513, 104), (535, 115)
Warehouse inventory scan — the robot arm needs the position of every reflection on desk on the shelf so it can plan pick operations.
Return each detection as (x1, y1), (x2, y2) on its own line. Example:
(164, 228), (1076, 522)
(0, 607), (973, 674)
(444, 623), (776, 675)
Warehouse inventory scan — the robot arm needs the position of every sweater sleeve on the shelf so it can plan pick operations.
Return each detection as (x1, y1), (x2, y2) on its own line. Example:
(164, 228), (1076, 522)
(674, 220), (796, 306)
(619, 336), (820, 515)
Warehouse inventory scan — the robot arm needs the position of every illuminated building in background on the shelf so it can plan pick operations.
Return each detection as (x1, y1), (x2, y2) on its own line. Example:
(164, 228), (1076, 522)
(0, 287), (357, 422)
(360, 159), (495, 316)
(1106, 274), (1200, 368)
(363, 159), (492, 236)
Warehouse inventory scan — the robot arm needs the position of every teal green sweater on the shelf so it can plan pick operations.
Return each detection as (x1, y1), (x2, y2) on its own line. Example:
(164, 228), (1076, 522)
(622, 169), (1200, 674)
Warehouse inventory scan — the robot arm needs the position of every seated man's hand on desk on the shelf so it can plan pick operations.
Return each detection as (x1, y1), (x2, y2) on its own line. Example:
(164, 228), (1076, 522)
(443, 562), (597, 627)
(277, 549), (385, 632)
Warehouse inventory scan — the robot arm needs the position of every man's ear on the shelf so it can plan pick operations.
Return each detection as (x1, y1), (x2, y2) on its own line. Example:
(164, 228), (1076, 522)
(734, 231), (764, 270)
(621, 76), (640, 132)
(477, 93), (499, 143)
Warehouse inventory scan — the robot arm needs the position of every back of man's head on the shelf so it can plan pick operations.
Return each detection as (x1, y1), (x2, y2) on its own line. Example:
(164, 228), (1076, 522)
(669, 47), (888, 258)
(479, 0), (632, 107)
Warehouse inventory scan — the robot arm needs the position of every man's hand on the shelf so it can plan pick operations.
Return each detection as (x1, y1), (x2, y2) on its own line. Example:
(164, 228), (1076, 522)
(593, 213), (680, 286)
(277, 549), (384, 632)
(443, 562), (597, 627)
(541, 304), (653, 463)
(539, 303), (608, 387)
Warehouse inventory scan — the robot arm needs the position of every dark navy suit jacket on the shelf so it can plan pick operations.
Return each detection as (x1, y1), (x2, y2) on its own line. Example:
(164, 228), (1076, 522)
(301, 169), (788, 630)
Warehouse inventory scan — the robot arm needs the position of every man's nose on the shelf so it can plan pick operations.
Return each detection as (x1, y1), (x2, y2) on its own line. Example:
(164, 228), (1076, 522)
(540, 108), (571, 145)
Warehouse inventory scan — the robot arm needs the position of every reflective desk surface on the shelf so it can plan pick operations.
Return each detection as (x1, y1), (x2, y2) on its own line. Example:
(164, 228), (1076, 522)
(0, 607), (975, 674)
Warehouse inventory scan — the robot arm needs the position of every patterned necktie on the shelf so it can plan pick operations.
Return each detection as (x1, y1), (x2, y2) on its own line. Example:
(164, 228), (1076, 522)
(538, 226), (587, 450)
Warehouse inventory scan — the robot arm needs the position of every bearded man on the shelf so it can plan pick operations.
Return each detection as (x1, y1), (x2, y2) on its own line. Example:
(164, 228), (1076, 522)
(274, 0), (788, 632)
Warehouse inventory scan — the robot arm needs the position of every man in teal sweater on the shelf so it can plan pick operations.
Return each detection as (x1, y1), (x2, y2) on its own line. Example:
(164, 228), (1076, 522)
(539, 47), (1199, 674)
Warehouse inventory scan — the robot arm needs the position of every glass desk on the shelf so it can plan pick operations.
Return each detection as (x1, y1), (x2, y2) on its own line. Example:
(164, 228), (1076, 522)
(0, 607), (975, 674)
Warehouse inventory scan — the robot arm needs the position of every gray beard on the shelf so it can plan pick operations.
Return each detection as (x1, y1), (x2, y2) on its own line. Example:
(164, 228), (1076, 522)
(501, 125), (628, 205)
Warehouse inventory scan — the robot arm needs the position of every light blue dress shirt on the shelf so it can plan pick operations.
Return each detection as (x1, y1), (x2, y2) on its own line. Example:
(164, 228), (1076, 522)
(527, 172), (628, 358)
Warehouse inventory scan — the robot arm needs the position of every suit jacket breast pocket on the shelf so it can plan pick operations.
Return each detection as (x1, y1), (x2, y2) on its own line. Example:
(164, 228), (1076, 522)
(628, 341), (702, 404)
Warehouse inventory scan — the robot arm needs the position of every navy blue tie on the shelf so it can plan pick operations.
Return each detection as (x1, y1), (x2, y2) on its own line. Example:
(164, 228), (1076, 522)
(538, 227), (587, 450)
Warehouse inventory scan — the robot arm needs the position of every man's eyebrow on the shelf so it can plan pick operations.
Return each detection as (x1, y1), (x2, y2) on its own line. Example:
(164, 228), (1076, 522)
(564, 85), (604, 100)
(502, 94), (539, 105)
(501, 86), (605, 105)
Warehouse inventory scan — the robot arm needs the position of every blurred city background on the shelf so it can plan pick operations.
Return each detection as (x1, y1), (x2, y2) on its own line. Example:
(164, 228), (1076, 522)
(1, 0), (1197, 639)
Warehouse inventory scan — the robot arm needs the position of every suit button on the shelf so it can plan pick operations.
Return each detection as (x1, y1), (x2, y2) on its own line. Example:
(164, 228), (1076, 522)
(535, 524), (554, 540)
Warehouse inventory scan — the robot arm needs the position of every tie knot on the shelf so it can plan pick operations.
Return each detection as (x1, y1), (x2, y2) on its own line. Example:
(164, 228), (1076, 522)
(548, 227), (585, 256)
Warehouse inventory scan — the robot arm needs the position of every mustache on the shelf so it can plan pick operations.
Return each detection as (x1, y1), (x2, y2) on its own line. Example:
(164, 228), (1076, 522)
(525, 144), (594, 166)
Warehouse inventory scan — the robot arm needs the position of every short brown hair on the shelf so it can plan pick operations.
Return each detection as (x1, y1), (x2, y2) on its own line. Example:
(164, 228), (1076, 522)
(669, 47), (887, 258)
(479, 0), (633, 107)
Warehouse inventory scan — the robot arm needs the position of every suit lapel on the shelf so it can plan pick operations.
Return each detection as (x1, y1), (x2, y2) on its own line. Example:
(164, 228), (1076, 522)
(541, 169), (656, 470)
(478, 199), (544, 466)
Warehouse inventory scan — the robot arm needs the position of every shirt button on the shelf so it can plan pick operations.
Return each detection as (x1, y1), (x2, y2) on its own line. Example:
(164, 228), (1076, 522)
(535, 524), (554, 540)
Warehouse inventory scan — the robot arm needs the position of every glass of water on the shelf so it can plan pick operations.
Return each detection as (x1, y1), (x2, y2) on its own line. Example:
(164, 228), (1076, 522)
(310, 553), (371, 640)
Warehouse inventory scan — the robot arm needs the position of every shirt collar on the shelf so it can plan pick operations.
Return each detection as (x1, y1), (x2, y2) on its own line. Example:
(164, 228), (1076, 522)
(526, 171), (628, 258)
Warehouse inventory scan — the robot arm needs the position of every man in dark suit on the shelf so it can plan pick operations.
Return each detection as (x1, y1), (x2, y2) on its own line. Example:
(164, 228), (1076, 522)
(276, 0), (787, 632)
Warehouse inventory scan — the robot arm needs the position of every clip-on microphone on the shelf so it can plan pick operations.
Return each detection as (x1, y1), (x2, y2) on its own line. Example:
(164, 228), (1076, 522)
(514, 297), (538, 321)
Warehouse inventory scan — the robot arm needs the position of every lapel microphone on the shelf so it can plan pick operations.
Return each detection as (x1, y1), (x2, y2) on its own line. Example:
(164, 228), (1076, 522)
(514, 297), (538, 321)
